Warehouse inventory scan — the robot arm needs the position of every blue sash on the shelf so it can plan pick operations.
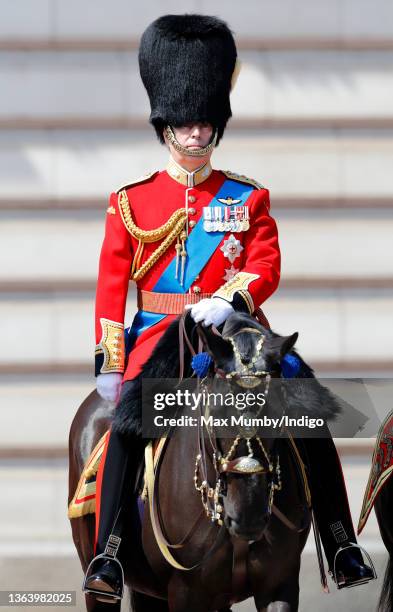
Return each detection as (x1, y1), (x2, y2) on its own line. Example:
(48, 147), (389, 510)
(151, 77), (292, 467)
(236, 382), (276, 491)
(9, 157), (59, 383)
(153, 179), (254, 293)
(125, 178), (254, 350)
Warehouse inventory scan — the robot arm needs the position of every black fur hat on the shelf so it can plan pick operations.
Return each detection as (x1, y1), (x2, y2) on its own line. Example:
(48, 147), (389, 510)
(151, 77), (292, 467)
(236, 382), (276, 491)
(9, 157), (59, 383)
(139, 14), (237, 145)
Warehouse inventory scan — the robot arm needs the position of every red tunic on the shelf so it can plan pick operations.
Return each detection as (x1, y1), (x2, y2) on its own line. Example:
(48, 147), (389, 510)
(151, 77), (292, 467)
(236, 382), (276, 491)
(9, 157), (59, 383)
(94, 163), (281, 382)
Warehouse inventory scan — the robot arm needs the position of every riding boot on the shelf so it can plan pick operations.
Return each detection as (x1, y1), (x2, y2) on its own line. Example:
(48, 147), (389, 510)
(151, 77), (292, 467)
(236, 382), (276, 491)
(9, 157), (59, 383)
(300, 434), (376, 588)
(83, 427), (145, 603)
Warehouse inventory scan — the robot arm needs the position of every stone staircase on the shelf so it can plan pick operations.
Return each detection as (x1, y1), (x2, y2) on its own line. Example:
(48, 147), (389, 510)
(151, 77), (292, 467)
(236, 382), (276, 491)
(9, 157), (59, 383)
(1, 0), (393, 436)
(0, 5), (390, 590)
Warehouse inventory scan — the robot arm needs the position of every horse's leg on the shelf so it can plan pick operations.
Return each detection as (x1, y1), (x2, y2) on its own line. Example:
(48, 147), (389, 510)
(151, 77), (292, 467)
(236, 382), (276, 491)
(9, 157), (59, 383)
(265, 604), (291, 612)
(85, 593), (121, 612)
(130, 591), (169, 612)
(167, 574), (211, 612)
(254, 572), (299, 612)
(257, 603), (291, 612)
(167, 587), (233, 612)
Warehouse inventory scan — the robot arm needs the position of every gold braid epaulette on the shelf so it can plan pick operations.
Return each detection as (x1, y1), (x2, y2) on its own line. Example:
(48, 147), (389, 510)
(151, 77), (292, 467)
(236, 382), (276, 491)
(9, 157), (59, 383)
(118, 189), (188, 281)
(222, 170), (264, 190)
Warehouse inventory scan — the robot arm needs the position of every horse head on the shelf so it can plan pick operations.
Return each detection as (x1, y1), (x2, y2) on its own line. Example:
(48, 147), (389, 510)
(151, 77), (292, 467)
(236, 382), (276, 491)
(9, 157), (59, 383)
(197, 312), (298, 542)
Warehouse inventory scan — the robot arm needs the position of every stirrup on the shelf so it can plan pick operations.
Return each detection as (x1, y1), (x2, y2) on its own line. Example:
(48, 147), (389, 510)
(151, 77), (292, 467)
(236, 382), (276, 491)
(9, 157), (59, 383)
(332, 543), (377, 589)
(82, 535), (124, 600)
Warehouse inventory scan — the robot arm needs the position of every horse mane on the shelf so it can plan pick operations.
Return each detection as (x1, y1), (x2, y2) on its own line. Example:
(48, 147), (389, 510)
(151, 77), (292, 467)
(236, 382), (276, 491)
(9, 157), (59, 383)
(112, 312), (340, 438)
(112, 315), (198, 438)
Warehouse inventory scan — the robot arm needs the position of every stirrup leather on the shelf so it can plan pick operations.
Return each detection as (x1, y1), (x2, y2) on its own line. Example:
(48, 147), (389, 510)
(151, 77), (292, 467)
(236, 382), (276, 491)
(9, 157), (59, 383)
(82, 535), (124, 600)
(332, 543), (377, 589)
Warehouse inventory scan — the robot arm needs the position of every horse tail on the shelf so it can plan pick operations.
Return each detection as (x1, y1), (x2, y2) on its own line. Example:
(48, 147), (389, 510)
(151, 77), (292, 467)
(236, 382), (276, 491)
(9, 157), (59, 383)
(379, 554), (393, 612)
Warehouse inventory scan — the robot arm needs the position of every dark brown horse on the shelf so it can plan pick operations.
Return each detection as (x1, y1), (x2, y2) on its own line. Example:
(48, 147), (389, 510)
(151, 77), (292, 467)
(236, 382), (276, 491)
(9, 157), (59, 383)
(69, 313), (337, 611)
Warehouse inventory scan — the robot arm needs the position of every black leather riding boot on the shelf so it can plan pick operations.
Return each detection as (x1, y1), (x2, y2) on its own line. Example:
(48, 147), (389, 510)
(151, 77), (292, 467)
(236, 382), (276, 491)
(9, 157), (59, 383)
(300, 434), (375, 588)
(83, 426), (145, 602)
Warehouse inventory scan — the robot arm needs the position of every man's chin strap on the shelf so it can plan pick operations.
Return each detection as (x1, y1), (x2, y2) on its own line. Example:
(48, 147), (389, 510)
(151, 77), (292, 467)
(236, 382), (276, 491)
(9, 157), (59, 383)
(164, 125), (217, 157)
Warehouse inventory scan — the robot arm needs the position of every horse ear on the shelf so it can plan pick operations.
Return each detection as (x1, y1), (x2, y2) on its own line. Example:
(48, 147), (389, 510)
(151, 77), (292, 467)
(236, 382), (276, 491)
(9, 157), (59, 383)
(268, 332), (299, 359)
(197, 325), (233, 364)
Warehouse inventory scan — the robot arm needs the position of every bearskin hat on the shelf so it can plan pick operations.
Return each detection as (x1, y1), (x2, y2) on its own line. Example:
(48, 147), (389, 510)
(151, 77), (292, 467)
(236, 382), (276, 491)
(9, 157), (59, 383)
(138, 14), (237, 145)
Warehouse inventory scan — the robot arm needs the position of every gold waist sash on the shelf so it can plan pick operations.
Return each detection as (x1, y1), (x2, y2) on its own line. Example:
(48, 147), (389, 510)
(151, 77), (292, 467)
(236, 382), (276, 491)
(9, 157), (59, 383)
(137, 289), (212, 315)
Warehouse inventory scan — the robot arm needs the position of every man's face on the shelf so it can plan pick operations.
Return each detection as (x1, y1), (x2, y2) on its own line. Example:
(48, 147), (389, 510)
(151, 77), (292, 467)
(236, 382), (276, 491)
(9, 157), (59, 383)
(165, 122), (214, 169)
(173, 123), (213, 150)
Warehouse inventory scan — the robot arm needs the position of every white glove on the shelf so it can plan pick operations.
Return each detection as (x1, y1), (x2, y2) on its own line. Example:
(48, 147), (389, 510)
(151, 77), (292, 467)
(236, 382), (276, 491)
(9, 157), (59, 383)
(96, 372), (123, 403)
(185, 297), (234, 327)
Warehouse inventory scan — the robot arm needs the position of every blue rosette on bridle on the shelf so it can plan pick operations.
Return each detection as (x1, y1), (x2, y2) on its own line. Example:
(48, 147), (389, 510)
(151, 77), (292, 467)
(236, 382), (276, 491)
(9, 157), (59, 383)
(280, 353), (301, 378)
(191, 352), (213, 378)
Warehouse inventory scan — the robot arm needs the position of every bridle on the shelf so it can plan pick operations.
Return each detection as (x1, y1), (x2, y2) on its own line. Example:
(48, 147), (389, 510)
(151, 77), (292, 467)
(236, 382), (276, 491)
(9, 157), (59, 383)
(191, 324), (282, 527)
(146, 315), (310, 574)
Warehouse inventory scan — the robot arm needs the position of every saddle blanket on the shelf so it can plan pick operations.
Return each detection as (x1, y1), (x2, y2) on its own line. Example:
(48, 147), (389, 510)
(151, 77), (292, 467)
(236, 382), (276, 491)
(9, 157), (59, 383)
(358, 409), (393, 534)
(68, 433), (162, 519)
(68, 431), (109, 518)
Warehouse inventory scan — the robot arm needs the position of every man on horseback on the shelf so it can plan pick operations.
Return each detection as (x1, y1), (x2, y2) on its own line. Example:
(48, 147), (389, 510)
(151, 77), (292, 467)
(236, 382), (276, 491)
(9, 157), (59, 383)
(83, 13), (374, 603)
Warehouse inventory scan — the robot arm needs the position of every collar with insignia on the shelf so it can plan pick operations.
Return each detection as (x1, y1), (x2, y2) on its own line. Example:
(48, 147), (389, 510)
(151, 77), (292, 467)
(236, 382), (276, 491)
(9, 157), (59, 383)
(166, 157), (213, 187)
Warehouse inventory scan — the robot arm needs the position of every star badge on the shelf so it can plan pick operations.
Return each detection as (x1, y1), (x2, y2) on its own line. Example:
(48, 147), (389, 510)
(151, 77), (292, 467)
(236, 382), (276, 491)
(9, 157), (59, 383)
(217, 196), (242, 206)
(223, 266), (240, 281)
(106, 205), (116, 215)
(220, 234), (244, 263)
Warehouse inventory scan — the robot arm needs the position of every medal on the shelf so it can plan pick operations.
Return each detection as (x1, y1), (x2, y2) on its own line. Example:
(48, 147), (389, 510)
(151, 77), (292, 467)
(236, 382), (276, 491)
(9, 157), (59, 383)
(223, 265), (240, 281)
(203, 204), (250, 233)
(214, 207), (222, 222)
(203, 207), (213, 232)
(221, 234), (244, 263)
(242, 206), (250, 231)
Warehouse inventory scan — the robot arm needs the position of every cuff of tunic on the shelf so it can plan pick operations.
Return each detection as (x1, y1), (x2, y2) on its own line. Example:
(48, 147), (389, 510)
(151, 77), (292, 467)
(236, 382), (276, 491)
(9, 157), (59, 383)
(95, 318), (125, 375)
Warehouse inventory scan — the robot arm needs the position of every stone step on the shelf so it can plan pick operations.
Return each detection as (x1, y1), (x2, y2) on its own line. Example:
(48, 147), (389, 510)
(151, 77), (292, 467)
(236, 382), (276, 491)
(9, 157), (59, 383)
(2, 48), (393, 121)
(1, 287), (392, 364)
(0, 208), (392, 280)
(1, 0), (393, 40)
(0, 375), (92, 449)
(2, 129), (393, 199)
